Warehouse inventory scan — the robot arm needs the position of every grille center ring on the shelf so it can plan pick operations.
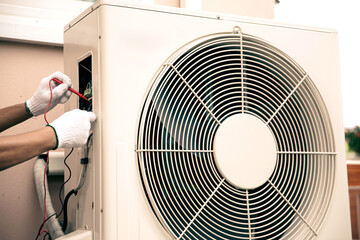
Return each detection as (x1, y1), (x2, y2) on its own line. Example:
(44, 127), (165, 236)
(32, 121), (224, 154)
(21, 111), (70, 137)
(214, 113), (277, 189)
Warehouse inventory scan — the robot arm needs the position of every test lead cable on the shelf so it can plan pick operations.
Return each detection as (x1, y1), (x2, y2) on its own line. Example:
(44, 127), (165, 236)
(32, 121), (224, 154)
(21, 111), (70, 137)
(37, 77), (88, 239)
(51, 78), (89, 101)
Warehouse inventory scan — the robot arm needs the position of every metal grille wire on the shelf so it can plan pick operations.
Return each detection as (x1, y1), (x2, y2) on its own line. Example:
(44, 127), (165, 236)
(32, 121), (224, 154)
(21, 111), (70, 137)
(136, 32), (335, 240)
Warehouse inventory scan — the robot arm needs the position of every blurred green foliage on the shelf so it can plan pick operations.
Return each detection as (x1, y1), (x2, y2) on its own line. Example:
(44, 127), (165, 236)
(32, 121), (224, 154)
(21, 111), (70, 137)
(345, 126), (360, 155)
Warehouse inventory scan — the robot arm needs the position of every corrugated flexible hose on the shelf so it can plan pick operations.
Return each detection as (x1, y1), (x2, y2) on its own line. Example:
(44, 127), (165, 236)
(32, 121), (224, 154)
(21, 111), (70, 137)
(34, 158), (64, 239)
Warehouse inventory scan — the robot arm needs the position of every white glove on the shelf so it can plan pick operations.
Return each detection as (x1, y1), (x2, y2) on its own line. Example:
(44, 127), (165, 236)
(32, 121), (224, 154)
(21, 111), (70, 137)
(26, 71), (73, 116)
(48, 109), (96, 149)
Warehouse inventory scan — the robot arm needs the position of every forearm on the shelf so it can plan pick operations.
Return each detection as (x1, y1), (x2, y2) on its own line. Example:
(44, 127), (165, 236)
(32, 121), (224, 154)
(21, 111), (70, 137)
(0, 126), (57, 171)
(0, 103), (31, 132)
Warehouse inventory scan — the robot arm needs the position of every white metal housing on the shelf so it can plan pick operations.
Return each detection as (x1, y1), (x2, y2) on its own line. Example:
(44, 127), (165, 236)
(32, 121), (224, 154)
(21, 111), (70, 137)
(64, 1), (351, 239)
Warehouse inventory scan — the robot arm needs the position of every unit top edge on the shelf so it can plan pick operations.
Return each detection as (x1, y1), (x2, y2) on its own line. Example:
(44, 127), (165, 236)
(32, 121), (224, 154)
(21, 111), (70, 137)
(64, 0), (337, 34)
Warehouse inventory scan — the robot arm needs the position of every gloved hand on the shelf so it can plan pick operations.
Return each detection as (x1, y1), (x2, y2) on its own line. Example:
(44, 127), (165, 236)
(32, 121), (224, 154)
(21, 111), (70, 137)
(26, 71), (73, 116)
(48, 109), (96, 149)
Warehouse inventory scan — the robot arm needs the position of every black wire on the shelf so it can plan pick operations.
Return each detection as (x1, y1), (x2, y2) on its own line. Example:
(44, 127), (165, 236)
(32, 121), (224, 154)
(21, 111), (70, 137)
(86, 133), (93, 157)
(62, 189), (77, 232)
(35, 213), (56, 240)
(57, 148), (74, 218)
(38, 136), (92, 237)
(42, 232), (50, 240)
(35, 148), (74, 240)
(61, 135), (92, 232)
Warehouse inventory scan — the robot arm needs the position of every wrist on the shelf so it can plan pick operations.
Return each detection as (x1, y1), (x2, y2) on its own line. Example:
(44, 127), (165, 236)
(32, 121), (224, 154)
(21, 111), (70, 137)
(24, 101), (34, 117)
(26, 97), (43, 116)
(45, 125), (58, 150)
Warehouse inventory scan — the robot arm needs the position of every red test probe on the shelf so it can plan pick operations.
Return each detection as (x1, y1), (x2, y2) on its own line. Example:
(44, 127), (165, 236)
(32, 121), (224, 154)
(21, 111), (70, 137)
(52, 78), (88, 101)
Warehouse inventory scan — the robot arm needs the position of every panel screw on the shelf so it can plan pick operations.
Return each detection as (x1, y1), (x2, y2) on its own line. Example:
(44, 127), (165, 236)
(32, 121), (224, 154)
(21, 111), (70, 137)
(233, 26), (242, 34)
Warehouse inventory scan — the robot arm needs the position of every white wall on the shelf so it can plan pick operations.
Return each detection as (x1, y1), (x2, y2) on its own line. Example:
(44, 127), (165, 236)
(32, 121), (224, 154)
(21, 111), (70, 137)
(0, 41), (65, 239)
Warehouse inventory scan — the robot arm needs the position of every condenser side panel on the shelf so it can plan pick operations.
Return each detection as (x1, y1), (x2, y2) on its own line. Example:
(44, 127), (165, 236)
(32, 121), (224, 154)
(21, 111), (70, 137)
(64, 8), (101, 239)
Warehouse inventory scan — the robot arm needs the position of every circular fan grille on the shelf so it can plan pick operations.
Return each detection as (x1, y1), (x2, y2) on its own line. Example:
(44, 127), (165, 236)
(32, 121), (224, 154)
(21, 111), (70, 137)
(137, 31), (335, 240)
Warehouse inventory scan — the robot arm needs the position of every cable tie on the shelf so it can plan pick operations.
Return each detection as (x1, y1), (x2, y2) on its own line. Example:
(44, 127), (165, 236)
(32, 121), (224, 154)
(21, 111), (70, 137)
(81, 158), (89, 164)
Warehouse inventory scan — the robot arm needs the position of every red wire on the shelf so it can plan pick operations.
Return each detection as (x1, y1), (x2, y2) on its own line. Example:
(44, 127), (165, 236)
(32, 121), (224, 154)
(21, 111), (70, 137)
(38, 79), (54, 237)
(38, 230), (48, 240)
(42, 153), (49, 227)
(43, 79), (54, 125)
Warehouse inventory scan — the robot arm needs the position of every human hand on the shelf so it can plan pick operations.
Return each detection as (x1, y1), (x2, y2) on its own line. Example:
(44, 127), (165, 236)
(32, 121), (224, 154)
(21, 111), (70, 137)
(26, 71), (72, 116)
(48, 109), (96, 149)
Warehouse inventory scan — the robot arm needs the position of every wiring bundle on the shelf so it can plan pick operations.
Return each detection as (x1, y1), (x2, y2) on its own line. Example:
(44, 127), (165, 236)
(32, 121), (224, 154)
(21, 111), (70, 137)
(35, 78), (92, 240)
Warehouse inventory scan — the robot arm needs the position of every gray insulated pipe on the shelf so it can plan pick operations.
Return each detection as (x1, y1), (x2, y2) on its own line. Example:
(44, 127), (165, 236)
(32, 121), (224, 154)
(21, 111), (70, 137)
(34, 158), (64, 239)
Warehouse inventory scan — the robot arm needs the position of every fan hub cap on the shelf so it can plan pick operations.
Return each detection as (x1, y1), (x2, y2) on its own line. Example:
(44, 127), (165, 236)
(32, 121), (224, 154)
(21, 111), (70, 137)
(214, 114), (277, 189)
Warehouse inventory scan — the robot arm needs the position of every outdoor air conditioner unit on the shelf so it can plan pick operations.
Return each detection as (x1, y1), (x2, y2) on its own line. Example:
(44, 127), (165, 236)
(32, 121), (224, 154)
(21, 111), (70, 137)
(63, 1), (352, 239)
